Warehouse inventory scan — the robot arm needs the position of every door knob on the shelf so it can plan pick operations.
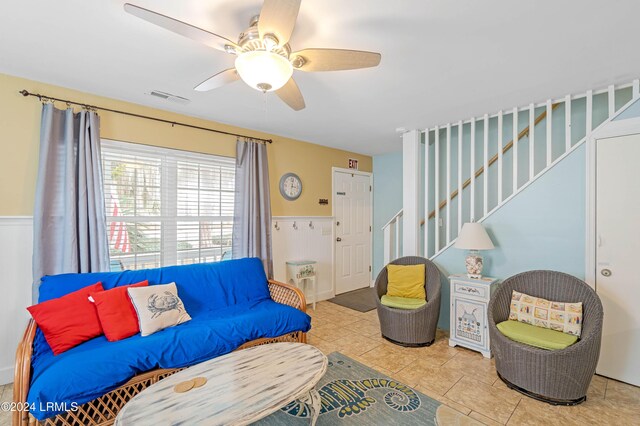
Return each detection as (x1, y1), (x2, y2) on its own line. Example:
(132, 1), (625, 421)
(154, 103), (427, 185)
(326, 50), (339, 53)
(336, 237), (342, 242)
(601, 269), (612, 277)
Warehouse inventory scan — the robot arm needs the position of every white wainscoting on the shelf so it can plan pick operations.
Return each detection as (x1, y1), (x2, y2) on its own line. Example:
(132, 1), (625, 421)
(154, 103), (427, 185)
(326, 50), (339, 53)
(272, 216), (334, 304)
(0, 216), (33, 385)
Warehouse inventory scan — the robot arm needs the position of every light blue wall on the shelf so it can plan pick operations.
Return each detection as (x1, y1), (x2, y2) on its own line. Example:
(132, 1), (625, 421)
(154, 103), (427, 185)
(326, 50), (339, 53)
(615, 97), (640, 120)
(432, 144), (586, 329)
(372, 150), (403, 277)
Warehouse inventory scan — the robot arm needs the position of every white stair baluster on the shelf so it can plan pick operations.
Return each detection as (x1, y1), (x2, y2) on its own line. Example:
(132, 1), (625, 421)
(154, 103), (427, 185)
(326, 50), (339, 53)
(434, 126), (440, 252)
(529, 103), (535, 180)
(497, 110), (503, 204)
(546, 100), (552, 166)
(446, 124), (451, 245)
(457, 120), (463, 235)
(585, 90), (593, 136)
(483, 114), (489, 217)
(470, 119), (476, 222)
(512, 107), (518, 192)
(565, 95), (572, 152)
(608, 85), (615, 118)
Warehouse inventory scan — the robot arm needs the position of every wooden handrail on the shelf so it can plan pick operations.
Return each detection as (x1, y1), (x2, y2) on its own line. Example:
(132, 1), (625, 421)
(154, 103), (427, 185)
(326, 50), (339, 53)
(421, 102), (560, 224)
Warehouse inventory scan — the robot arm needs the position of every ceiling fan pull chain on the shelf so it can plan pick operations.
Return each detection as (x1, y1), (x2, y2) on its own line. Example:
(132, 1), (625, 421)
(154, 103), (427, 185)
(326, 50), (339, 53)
(263, 91), (268, 126)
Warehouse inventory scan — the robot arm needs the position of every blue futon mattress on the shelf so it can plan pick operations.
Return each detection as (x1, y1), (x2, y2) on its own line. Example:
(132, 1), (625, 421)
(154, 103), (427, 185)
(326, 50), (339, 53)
(28, 299), (311, 420)
(28, 258), (311, 420)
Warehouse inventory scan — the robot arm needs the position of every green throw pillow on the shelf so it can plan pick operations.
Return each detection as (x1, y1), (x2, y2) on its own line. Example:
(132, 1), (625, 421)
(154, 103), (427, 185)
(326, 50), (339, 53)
(497, 320), (578, 350)
(381, 295), (426, 310)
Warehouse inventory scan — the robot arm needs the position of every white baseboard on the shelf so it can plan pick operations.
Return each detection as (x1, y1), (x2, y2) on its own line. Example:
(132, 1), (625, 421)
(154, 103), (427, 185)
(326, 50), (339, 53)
(316, 290), (335, 303)
(0, 365), (14, 386)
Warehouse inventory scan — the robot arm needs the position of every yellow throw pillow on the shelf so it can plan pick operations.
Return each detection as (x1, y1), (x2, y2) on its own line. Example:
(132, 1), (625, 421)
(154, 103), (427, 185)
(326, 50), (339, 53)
(386, 264), (426, 300)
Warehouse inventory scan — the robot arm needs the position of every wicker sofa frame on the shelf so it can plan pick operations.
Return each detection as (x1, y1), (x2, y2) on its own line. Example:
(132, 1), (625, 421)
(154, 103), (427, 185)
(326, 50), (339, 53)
(488, 270), (603, 405)
(374, 256), (442, 347)
(13, 279), (307, 426)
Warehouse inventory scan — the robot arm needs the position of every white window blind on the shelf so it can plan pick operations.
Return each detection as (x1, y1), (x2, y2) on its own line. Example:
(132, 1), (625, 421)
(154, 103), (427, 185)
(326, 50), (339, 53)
(101, 139), (235, 271)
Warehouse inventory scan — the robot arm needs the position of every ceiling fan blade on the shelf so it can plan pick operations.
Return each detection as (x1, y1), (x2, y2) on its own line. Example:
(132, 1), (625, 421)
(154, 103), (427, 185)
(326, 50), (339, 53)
(275, 78), (305, 111)
(124, 3), (238, 53)
(194, 69), (240, 92)
(291, 48), (381, 72)
(258, 0), (301, 46)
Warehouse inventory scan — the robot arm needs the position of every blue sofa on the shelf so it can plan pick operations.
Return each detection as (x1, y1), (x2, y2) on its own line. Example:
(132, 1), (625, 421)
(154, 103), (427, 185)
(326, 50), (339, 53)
(14, 258), (311, 425)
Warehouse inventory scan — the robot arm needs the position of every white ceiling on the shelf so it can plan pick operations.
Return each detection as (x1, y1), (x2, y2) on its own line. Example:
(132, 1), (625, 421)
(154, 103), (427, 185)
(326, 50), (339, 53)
(2, 0), (640, 155)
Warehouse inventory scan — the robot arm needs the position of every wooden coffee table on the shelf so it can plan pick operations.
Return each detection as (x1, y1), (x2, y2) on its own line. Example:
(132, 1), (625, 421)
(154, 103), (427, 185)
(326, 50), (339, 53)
(114, 342), (327, 426)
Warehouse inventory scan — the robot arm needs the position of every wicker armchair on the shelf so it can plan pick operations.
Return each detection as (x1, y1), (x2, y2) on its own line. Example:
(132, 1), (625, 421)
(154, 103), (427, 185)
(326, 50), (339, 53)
(375, 256), (442, 347)
(488, 270), (603, 405)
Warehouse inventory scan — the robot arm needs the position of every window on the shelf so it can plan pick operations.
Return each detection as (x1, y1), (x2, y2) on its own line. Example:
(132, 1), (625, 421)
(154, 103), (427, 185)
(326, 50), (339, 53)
(101, 140), (235, 270)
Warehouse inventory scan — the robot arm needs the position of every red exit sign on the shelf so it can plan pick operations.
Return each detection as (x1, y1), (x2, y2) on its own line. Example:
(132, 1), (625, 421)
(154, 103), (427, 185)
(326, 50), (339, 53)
(348, 158), (359, 170)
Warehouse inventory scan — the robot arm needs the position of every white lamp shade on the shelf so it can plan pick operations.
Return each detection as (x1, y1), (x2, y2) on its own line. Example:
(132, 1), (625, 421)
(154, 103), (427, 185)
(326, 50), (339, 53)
(235, 51), (293, 92)
(454, 222), (495, 250)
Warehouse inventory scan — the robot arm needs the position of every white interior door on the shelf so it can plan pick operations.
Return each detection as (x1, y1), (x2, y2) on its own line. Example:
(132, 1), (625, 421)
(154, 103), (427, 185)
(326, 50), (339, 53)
(595, 133), (640, 386)
(334, 170), (372, 295)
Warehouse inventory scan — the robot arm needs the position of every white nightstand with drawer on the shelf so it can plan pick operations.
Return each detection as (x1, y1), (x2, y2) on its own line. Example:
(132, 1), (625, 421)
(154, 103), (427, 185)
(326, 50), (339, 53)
(448, 275), (499, 358)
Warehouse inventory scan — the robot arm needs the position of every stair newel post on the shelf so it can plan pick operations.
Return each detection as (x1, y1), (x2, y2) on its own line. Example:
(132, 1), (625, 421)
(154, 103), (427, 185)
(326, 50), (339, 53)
(424, 129), (430, 258)
(402, 129), (421, 256)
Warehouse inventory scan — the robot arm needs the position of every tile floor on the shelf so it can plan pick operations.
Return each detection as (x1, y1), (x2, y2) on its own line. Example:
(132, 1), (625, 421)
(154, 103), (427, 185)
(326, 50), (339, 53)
(305, 301), (640, 425)
(1, 301), (638, 426)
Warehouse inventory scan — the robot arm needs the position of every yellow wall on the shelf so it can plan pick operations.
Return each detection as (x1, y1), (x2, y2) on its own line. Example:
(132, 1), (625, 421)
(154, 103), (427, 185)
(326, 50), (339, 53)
(0, 73), (371, 217)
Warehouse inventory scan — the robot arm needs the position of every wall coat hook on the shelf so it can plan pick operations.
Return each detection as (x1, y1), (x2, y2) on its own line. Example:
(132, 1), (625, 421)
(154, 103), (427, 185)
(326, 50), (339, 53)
(274, 222), (280, 231)
(293, 221), (298, 230)
(309, 221), (314, 229)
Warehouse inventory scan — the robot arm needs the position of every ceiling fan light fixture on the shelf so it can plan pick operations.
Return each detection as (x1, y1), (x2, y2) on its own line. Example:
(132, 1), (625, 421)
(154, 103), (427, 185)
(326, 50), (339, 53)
(235, 50), (293, 92)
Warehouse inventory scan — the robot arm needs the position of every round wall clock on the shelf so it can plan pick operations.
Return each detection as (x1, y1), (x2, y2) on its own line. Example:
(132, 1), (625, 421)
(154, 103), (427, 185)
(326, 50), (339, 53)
(279, 173), (302, 201)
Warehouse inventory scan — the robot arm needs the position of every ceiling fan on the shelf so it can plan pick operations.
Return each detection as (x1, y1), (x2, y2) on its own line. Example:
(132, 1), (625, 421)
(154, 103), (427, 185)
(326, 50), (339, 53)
(124, 0), (381, 111)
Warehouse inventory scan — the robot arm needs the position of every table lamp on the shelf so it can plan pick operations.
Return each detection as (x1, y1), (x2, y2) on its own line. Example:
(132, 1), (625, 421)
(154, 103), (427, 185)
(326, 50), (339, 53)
(454, 222), (495, 278)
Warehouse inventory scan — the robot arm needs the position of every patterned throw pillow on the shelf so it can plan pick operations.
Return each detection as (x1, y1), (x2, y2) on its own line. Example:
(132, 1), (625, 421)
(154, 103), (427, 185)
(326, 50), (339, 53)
(128, 283), (192, 337)
(509, 290), (583, 337)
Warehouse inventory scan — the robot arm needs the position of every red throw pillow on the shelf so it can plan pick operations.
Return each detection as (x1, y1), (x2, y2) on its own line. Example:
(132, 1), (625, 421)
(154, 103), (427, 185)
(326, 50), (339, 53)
(90, 281), (149, 342)
(27, 282), (104, 355)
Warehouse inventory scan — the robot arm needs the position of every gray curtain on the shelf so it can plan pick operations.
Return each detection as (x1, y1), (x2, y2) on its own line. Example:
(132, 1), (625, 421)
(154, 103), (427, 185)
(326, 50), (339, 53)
(32, 103), (110, 301)
(232, 139), (273, 278)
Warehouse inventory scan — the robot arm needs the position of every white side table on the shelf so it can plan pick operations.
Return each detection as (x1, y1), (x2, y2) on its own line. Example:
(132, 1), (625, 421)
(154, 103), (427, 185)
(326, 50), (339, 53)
(448, 274), (499, 358)
(286, 260), (317, 310)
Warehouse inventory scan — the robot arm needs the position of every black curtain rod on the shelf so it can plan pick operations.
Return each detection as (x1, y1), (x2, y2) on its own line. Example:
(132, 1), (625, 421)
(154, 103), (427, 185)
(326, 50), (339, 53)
(19, 90), (273, 144)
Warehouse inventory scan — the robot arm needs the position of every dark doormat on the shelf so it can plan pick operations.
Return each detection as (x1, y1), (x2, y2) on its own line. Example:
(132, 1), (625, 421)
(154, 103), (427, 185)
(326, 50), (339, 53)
(328, 287), (377, 312)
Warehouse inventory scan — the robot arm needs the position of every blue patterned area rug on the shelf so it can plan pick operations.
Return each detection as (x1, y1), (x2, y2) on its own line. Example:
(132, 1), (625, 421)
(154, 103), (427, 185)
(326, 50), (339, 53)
(255, 352), (440, 425)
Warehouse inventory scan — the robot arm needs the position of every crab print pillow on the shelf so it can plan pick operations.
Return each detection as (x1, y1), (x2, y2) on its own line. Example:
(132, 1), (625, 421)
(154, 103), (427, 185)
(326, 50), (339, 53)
(509, 290), (582, 337)
(128, 282), (191, 336)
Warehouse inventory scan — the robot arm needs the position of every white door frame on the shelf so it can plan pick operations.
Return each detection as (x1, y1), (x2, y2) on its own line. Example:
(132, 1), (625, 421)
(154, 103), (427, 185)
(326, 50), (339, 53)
(332, 167), (374, 294)
(585, 116), (640, 288)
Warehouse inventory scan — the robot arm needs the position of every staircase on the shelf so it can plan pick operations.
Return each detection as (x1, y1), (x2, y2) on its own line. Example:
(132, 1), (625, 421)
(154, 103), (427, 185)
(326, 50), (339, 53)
(383, 79), (640, 264)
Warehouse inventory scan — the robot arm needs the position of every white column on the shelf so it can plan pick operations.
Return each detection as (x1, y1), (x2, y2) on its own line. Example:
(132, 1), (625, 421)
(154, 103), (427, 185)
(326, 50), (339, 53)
(402, 130), (421, 256)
